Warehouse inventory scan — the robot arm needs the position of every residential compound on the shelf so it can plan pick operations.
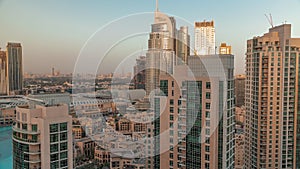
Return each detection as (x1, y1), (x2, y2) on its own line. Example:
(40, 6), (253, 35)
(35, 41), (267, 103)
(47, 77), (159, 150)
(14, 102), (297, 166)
(245, 24), (300, 169)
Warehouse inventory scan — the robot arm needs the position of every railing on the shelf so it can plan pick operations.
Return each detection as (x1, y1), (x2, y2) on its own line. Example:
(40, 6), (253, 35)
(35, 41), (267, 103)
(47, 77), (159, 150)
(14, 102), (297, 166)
(12, 126), (40, 134)
(12, 135), (40, 144)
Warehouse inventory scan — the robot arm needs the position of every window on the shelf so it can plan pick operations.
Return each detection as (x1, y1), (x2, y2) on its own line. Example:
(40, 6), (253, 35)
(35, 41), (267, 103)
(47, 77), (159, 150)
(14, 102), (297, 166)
(170, 107), (174, 113)
(206, 111), (210, 118)
(205, 146), (210, 152)
(60, 151), (67, 159)
(32, 124), (37, 132)
(50, 153), (59, 161)
(51, 162), (59, 169)
(50, 134), (59, 143)
(22, 124), (27, 130)
(170, 153), (173, 159)
(170, 99), (174, 105)
(160, 80), (168, 96)
(50, 144), (59, 153)
(60, 142), (67, 151)
(206, 92), (211, 99)
(206, 103), (211, 109)
(169, 160), (173, 166)
(60, 159), (68, 167)
(60, 132), (68, 141)
(206, 128), (210, 135)
(206, 82), (211, 89)
(60, 123), (67, 131)
(50, 124), (59, 133)
(170, 115), (174, 121)
(32, 135), (38, 142)
(205, 154), (210, 161)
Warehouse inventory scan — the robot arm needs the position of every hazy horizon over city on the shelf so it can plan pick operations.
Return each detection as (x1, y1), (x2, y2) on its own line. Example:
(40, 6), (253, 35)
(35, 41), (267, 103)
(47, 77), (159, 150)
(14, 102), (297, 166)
(1, 0), (300, 75)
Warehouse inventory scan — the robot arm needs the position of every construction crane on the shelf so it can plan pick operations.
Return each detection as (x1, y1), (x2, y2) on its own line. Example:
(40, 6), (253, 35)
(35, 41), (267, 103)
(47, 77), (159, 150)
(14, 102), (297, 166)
(265, 13), (274, 28)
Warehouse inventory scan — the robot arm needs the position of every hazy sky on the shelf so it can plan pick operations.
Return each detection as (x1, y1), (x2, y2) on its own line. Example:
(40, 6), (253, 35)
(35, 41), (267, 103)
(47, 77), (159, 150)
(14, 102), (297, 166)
(0, 0), (300, 75)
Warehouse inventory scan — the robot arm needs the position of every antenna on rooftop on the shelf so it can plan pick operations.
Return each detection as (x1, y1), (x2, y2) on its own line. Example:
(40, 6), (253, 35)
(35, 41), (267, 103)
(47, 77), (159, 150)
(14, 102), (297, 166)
(265, 13), (274, 28)
(156, 0), (159, 12)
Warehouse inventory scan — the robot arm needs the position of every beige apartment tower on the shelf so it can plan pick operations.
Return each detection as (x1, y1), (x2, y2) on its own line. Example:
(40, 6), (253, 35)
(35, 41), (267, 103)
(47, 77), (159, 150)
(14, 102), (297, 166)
(154, 54), (235, 169)
(245, 24), (300, 169)
(12, 104), (73, 169)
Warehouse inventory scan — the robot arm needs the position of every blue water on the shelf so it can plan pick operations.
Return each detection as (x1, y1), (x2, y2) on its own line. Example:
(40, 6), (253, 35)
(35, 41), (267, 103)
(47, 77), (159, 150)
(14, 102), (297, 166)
(0, 127), (13, 169)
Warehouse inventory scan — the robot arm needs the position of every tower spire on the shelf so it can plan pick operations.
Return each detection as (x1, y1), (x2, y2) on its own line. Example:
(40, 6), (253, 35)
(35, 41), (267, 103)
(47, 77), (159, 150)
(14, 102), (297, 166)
(156, 0), (159, 12)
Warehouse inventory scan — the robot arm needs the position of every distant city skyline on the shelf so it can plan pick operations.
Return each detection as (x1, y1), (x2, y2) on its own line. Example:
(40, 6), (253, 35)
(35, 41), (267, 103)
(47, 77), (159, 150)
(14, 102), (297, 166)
(1, 0), (300, 74)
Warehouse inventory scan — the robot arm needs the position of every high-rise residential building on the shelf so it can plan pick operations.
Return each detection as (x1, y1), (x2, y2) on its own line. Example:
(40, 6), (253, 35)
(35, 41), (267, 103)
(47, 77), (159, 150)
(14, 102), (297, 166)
(145, 5), (190, 95)
(7, 42), (23, 95)
(133, 56), (146, 90)
(176, 26), (190, 64)
(194, 20), (215, 55)
(12, 103), (73, 169)
(235, 74), (246, 107)
(154, 54), (235, 169)
(219, 43), (232, 54)
(0, 49), (7, 95)
(146, 8), (176, 95)
(245, 24), (300, 169)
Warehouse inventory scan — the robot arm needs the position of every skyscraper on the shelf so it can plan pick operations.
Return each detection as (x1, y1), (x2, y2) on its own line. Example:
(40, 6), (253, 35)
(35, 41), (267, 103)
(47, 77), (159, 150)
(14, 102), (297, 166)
(176, 26), (190, 64)
(194, 20), (216, 55)
(145, 4), (190, 95)
(154, 54), (235, 169)
(245, 24), (300, 169)
(12, 103), (73, 169)
(7, 42), (23, 95)
(0, 49), (7, 95)
(146, 8), (177, 95)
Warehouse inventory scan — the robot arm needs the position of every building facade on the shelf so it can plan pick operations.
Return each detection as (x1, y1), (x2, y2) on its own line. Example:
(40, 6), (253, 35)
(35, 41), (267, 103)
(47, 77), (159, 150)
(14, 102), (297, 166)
(154, 54), (235, 169)
(194, 21), (215, 55)
(235, 74), (246, 107)
(12, 104), (73, 169)
(133, 56), (146, 90)
(245, 24), (300, 169)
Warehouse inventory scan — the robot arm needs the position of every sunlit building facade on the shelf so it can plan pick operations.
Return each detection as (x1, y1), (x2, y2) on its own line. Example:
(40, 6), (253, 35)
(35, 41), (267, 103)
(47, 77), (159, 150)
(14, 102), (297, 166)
(245, 24), (300, 169)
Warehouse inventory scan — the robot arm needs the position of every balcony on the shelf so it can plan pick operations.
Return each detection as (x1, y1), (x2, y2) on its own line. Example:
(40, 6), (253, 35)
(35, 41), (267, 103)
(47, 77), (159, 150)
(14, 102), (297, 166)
(12, 126), (40, 135)
(12, 135), (40, 145)
(179, 146), (186, 151)
(24, 158), (41, 164)
(24, 150), (41, 155)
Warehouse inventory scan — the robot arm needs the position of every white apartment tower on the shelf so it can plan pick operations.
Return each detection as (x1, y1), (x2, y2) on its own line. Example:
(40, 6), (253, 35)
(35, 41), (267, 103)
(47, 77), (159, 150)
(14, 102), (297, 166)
(194, 21), (216, 55)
